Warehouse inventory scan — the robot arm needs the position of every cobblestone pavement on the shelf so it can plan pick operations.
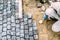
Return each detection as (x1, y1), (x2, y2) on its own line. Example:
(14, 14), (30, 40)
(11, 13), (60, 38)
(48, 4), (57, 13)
(0, 0), (38, 40)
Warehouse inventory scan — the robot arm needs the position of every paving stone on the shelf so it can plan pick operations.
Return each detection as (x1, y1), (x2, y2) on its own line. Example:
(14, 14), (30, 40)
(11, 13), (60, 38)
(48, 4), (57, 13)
(29, 36), (34, 40)
(12, 36), (16, 40)
(3, 9), (7, 15)
(24, 30), (29, 34)
(24, 20), (28, 25)
(2, 32), (6, 36)
(3, 19), (7, 23)
(24, 25), (28, 30)
(2, 36), (7, 40)
(25, 34), (29, 38)
(0, 21), (2, 24)
(33, 26), (37, 30)
(33, 30), (38, 35)
(16, 32), (20, 36)
(20, 22), (24, 26)
(7, 18), (11, 21)
(16, 28), (20, 32)
(7, 25), (11, 30)
(24, 18), (28, 21)
(28, 23), (32, 27)
(7, 35), (11, 39)
(16, 37), (20, 40)
(20, 38), (24, 40)
(0, 25), (2, 33)
(0, 17), (3, 20)
(16, 19), (20, 24)
(0, 12), (3, 15)
(7, 30), (11, 35)
(34, 35), (38, 40)
(20, 30), (24, 34)
(0, 33), (2, 40)
(16, 24), (20, 28)
(29, 31), (33, 36)
(20, 25), (24, 30)
(7, 21), (11, 25)
(11, 31), (15, 36)
(20, 34), (24, 37)
(28, 19), (32, 23)
(11, 27), (15, 31)
(11, 23), (15, 26)
(20, 18), (24, 22)
(0, 4), (3, 10)
(3, 23), (7, 27)
(0, 11), (3, 14)
(3, 28), (7, 32)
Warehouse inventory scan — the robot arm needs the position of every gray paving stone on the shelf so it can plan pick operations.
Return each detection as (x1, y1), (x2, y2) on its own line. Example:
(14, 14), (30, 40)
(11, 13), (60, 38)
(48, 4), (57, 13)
(0, 17), (3, 20)
(20, 30), (24, 34)
(11, 31), (15, 35)
(2, 32), (6, 36)
(16, 19), (20, 24)
(12, 36), (16, 40)
(33, 30), (38, 35)
(24, 18), (28, 21)
(20, 38), (24, 40)
(29, 31), (33, 36)
(20, 34), (24, 37)
(7, 35), (11, 39)
(3, 23), (7, 27)
(20, 22), (24, 26)
(7, 30), (11, 35)
(24, 30), (29, 34)
(3, 28), (7, 32)
(16, 32), (20, 36)
(11, 27), (15, 31)
(16, 28), (20, 32)
(0, 4), (3, 10)
(2, 36), (7, 40)
(34, 35), (38, 40)
(3, 19), (7, 23)
(25, 34), (29, 38)
(3, 9), (7, 15)
(11, 23), (15, 26)
(0, 21), (2, 24)
(16, 37), (20, 40)
(7, 21), (11, 25)
(33, 26), (37, 30)
(28, 23), (32, 27)
(0, 33), (2, 40)
(0, 11), (3, 13)
(33, 22), (36, 27)
(7, 25), (11, 29)
(0, 25), (2, 33)
(7, 18), (11, 21)
(28, 19), (32, 23)
(0, 13), (3, 16)
(29, 36), (34, 40)
(20, 18), (24, 22)
(20, 25), (24, 30)
(0, 0), (3, 3)
(16, 24), (20, 28)
(24, 25), (28, 30)
(24, 20), (28, 25)
(29, 27), (33, 31)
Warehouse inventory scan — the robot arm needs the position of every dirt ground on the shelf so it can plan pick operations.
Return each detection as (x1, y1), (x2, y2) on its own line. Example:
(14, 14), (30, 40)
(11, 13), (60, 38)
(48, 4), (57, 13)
(23, 0), (60, 40)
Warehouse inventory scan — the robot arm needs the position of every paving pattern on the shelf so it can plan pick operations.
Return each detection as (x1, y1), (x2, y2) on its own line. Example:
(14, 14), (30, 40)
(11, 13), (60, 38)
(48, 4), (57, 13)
(0, 0), (38, 40)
